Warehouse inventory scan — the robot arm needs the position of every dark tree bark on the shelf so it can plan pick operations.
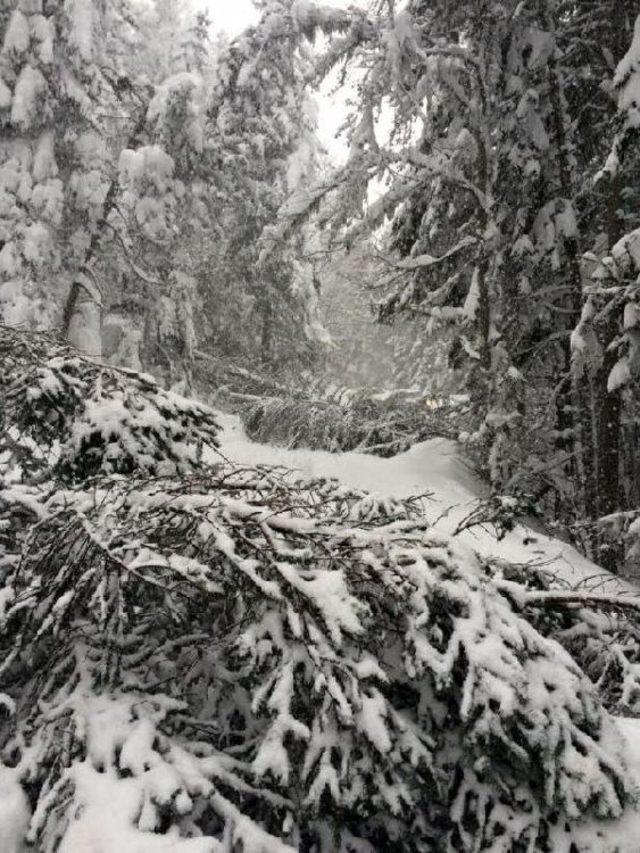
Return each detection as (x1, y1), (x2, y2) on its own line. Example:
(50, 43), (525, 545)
(62, 96), (150, 353)
(543, 4), (594, 524)
(590, 0), (630, 570)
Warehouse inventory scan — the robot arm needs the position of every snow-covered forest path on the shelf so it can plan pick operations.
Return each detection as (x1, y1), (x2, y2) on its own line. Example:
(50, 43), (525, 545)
(213, 410), (626, 595)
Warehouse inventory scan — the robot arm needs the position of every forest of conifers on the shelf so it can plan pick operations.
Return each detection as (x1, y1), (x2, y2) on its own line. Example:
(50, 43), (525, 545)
(2, 1), (640, 851)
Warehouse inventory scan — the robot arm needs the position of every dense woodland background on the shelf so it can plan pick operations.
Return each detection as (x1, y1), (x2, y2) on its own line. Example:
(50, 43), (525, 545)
(2, 0), (640, 572)
(3, 1), (640, 851)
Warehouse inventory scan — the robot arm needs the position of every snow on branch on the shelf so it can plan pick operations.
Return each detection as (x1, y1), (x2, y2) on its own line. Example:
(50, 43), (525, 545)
(0, 327), (220, 482)
(377, 235), (478, 272)
(0, 329), (636, 851)
(0, 468), (633, 850)
(291, 0), (355, 39)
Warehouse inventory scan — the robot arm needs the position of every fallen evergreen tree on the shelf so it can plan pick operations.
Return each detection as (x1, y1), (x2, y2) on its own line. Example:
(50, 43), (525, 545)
(194, 338), (467, 460)
(1, 328), (639, 852)
(237, 387), (469, 458)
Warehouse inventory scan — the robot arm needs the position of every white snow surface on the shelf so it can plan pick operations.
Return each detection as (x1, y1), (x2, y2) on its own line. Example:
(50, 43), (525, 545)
(0, 764), (30, 853)
(213, 410), (629, 595)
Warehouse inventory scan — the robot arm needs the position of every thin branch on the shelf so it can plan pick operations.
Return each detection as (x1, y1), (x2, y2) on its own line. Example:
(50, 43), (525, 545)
(524, 589), (640, 615)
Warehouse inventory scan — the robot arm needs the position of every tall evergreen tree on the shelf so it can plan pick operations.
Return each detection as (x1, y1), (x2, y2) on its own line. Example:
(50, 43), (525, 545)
(0, 0), (121, 343)
(310, 0), (640, 570)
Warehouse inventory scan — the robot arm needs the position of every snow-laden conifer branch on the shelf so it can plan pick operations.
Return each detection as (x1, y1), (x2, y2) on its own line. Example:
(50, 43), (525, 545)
(524, 589), (640, 615)
(376, 235), (478, 272)
(1, 468), (633, 850)
(0, 330), (636, 852)
(0, 326), (219, 483)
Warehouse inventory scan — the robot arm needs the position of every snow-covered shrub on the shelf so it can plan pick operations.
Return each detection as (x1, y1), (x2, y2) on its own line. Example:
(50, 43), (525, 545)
(0, 326), (219, 482)
(598, 509), (640, 577)
(0, 329), (636, 852)
(455, 492), (545, 541)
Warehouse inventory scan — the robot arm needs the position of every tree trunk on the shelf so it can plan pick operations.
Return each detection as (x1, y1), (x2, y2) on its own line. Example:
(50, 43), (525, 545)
(592, 0), (628, 569)
(544, 18), (593, 524)
(63, 270), (103, 358)
(261, 298), (273, 366)
(594, 175), (624, 570)
(476, 262), (492, 374)
(62, 102), (149, 356)
(598, 172), (624, 522)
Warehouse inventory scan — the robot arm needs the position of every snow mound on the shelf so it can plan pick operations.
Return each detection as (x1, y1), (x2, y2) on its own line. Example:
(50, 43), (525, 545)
(0, 765), (30, 853)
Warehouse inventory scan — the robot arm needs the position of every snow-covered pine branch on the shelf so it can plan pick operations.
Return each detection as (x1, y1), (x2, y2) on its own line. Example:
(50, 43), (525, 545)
(1, 468), (634, 852)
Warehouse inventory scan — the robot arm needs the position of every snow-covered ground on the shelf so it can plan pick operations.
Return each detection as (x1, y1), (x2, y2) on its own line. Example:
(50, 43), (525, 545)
(214, 410), (628, 595)
(0, 765), (30, 853)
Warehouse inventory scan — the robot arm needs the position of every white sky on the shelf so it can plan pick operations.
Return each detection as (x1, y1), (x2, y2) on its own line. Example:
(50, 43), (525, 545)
(208, 0), (363, 163)
(208, 0), (258, 35)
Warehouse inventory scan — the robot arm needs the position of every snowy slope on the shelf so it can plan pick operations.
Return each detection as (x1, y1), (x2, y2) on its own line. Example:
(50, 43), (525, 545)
(213, 410), (628, 595)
